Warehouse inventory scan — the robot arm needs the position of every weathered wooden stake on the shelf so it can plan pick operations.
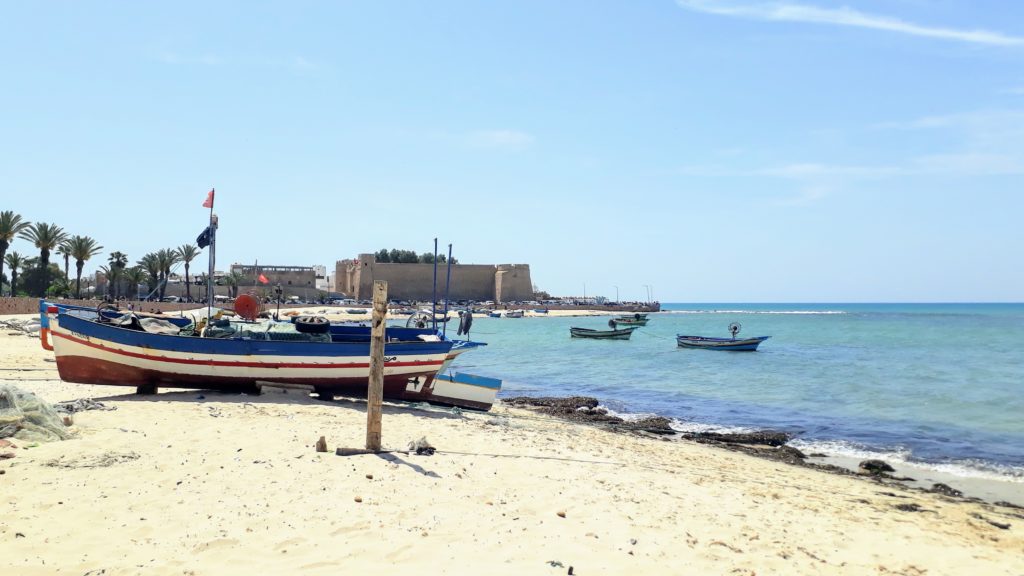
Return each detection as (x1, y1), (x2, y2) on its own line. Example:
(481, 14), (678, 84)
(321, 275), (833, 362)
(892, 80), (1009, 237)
(366, 280), (388, 451)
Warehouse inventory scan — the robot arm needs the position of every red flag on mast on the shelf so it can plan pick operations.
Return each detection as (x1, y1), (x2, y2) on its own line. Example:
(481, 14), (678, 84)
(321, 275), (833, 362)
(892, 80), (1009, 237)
(258, 274), (269, 284)
(202, 188), (215, 208)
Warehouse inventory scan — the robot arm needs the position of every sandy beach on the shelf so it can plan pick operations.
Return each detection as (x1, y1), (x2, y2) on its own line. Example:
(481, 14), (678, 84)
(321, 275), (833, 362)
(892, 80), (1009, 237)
(2, 314), (1023, 575)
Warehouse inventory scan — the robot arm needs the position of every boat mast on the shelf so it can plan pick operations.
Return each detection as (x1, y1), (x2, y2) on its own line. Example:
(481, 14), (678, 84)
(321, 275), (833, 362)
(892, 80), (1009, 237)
(431, 237), (438, 331)
(442, 243), (453, 338)
(206, 210), (217, 328)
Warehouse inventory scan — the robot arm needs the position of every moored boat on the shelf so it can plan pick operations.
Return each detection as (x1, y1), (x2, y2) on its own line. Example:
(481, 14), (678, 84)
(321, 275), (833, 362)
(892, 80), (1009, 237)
(613, 314), (649, 326)
(675, 323), (769, 351)
(675, 335), (770, 351)
(569, 326), (637, 340)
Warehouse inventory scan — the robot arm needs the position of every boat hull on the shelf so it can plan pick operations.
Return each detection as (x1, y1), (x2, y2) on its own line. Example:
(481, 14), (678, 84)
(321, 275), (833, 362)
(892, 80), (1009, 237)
(676, 335), (770, 351)
(400, 372), (501, 411)
(49, 311), (458, 403)
(614, 318), (648, 326)
(570, 327), (637, 340)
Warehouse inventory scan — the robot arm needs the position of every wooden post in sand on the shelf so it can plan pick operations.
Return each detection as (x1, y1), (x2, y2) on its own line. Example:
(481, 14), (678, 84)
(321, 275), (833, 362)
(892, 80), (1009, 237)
(366, 280), (388, 451)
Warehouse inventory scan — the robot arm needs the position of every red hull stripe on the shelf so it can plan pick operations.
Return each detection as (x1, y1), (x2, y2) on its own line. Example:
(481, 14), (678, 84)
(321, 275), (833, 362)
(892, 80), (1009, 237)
(51, 331), (444, 370)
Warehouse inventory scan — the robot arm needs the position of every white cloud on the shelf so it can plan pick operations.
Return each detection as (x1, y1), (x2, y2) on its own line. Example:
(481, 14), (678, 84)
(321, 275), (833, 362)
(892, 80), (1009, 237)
(759, 163), (898, 178)
(675, 0), (1024, 46)
(909, 152), (1024, 175)
(773, 186), (830, 205)
(468, 130), (535, 149)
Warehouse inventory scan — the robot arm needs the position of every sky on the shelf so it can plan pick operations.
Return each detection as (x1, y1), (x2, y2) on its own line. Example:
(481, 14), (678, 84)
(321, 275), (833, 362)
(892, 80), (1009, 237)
(1, 0), (1022, 302)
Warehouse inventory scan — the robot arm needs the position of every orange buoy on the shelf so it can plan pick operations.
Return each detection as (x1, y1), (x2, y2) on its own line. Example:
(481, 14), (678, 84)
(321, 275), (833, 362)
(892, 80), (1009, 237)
(234, 294), (260, 321)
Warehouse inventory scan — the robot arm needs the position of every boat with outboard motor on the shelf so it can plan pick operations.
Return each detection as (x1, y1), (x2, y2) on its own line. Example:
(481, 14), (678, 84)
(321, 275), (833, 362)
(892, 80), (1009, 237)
(676, 322), (770, 351)
(570, 319), (637, 340)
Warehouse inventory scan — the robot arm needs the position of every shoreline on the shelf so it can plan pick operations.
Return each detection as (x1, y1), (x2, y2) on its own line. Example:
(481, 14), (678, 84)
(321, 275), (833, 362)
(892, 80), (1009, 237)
(4, 310), (1023, 504)
(2, 323), (1023, 573)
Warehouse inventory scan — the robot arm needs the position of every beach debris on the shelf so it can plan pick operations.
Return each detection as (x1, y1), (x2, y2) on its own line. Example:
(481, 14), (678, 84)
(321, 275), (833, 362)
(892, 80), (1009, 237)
(859, 459), (896, 475)
(894, 503), (925, 512)
(0, 385), (71, 443)
(556, 510), (566, 518)
(354, 496), (363, 503)
(407, 436), (435, 455)
(929, 483), (963, 498)
(0, 452), (14, 460)
(503, 396), (675, 433)
(0, 439), (15, 449)
(681, 430), (792, 447)
(568, 567), (574, 575)
(53, 398), (115, 414)
(0, 318), (41, 334)
(970, 512), (1011, 530)
(62, 416), (72, 427)
(45, 451), (140, 468)
(547, 560), (564, 568)
(315, 436), (327, 453)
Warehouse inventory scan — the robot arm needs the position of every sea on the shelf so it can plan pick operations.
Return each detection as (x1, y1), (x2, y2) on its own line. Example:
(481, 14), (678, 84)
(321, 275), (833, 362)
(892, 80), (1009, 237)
(450, 303), (1024, 493)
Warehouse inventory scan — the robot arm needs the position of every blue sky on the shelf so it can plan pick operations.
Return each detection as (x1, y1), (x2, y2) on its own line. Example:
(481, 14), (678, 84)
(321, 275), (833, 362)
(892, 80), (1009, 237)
(1, 1), (1021, 302)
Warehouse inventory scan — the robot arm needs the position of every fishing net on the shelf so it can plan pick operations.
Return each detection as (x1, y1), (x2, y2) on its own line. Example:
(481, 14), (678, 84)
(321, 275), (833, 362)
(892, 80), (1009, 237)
(0, 385), (71, 443)
(202, 319), (330, 342)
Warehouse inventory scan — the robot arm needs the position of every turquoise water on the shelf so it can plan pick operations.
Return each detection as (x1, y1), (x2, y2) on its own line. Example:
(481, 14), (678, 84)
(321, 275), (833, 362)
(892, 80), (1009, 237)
(450, 303), (1024, 481)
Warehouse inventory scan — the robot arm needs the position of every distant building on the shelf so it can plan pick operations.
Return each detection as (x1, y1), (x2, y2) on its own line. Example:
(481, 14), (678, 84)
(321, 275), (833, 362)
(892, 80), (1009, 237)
(229, 264), (317, 298)
(336, 254), (533, 303)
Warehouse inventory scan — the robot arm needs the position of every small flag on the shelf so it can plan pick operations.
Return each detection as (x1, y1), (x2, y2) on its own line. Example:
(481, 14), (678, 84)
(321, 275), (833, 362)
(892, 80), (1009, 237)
(202, 188), (215, 209)
(258, 274), (269, 284)
(196, 226), (212, 249)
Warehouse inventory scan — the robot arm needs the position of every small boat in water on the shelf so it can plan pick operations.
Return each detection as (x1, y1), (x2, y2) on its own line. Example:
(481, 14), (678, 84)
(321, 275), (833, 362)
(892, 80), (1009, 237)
(676, 322), (770, 351)
(570, 320), (637, 340)
(614, 313), (649, 326)
(675, 335), (770, 351)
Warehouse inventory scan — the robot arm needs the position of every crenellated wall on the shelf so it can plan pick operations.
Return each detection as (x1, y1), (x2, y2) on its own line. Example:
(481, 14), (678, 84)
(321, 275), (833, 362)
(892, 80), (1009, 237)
(335, 255), (533, 302)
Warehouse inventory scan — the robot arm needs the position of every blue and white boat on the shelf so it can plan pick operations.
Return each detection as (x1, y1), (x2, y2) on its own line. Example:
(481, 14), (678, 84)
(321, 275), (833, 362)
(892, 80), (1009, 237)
(43, 303), (498, 410)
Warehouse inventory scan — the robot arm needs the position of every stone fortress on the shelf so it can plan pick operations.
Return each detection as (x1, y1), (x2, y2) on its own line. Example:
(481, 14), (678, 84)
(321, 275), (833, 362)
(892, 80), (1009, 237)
(336, 254), (533, 303)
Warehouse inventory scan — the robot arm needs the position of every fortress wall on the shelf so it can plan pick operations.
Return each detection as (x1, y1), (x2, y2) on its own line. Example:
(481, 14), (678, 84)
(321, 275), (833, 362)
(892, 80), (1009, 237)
(495, 264), (533, 303)
(335, 256), (533, 302)
(365, 263), (496, 301)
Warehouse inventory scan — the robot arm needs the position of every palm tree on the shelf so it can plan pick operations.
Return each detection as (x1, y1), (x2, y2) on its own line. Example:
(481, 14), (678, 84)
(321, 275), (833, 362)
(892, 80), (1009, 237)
(138, 253), (160, 298)
(18, 222), (67, 297)
(0, 211), (31, 296)
(56, 241), (71, 283)
(123, 266), (149, 301)
(108, 251), (128, 299)
(155, 248), (181, 300)
(223, 270), (244, 298)
(67, 235), (103, 298)
(177, 244), (200, 302)
(3, 251), (25, 296)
